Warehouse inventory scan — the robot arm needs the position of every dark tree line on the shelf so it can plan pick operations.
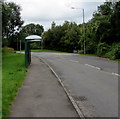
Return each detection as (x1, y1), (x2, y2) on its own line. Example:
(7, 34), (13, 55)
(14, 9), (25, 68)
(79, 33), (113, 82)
(43, 21), (81, 52)
(2, 1), (120, 59)
(18, 23), (44, 50)
(42, 2), (120, 59)
(2, 1), (24, 47)
(2, 1), (44, 50)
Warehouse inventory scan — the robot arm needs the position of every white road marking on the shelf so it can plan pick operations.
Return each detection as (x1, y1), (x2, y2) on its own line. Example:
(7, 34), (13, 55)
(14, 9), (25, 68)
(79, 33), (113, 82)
(69, 60), (79, 63)
(85, 64), (120, 77)
(85, 64), (101, 70)
(112, 73), (120, 77)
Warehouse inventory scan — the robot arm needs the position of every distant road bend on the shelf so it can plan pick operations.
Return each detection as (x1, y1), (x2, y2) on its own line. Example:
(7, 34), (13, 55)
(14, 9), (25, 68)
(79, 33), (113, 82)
(33, 52), (118, 117)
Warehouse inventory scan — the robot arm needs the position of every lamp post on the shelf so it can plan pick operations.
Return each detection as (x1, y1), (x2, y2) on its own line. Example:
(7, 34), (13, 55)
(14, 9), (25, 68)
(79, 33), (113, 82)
(71, 7), (86, 54)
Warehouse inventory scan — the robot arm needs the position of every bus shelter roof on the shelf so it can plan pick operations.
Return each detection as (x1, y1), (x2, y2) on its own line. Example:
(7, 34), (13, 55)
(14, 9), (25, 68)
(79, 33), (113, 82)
(25, 35), (42, 40)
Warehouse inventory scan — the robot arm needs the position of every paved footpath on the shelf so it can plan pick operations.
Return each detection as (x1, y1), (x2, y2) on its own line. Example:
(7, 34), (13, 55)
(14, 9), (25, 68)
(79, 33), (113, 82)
(9, 56), (78, 117)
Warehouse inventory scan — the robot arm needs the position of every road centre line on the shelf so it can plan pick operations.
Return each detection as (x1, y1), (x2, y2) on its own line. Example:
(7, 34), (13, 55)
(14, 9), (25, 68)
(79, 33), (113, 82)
(69, 60), (79, 63)
(112, 73), (120, 77)
(85, 64), (120, 77)
(85, 64), (101, 70)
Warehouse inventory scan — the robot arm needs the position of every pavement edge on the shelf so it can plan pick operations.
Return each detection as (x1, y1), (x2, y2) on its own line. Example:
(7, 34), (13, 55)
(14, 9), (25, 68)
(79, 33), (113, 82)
(39, 57), (85, 119)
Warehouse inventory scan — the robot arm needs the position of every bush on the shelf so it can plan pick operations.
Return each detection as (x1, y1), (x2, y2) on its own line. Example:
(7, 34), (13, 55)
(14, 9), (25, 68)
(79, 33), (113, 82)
(97, 43), (110, 57)
(78, 50), (84, 54)
(30, 42), (41, 49)
(2, 47), (15, 54)
(2, 39), (10, 47)
(86, 42), (97, 54)
(105, 43), (120, 59)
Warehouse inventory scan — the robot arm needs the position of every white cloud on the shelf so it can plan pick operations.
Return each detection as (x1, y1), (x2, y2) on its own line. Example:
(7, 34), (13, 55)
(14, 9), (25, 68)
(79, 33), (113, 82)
(6, 0), (103, 30)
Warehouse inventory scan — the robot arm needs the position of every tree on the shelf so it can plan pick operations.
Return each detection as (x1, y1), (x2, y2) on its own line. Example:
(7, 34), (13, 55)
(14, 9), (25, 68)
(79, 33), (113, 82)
(43, 2), (120, 58)
(18, 23), (44, 50)
(43, 21), (81, 52)
(2, 1), (24, 44)
(110, 1), (120, 43)
(98, 2), (113, 15)
(20, 23), (44, 37)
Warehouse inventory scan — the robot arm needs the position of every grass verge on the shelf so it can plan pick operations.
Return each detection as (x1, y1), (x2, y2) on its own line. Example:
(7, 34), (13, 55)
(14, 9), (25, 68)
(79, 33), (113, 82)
(110, 59), (120, 62)
(31, 49), (66, 53)
(20, 49), (67, 53)
(2, 50), (27, 118)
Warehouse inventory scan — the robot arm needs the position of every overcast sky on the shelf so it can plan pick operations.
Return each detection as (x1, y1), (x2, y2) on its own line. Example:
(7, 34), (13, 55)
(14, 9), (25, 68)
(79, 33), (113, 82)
(6, 0), (105, 31)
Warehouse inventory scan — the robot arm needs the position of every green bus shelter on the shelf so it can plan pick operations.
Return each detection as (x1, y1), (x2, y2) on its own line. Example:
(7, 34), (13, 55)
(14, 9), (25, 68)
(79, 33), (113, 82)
(25, 35), (42, 68)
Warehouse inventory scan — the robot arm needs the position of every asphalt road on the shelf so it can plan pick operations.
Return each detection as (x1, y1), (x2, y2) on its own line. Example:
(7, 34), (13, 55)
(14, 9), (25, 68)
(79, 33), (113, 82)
(33, 52), (119, 117)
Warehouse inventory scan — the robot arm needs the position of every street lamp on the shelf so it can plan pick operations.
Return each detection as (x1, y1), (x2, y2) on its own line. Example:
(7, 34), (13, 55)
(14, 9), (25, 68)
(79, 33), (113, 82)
(71, 7), (86, 54)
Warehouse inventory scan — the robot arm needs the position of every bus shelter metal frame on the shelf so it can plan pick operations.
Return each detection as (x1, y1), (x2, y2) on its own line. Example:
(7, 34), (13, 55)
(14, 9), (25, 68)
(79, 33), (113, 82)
(25, 35), (42, 68)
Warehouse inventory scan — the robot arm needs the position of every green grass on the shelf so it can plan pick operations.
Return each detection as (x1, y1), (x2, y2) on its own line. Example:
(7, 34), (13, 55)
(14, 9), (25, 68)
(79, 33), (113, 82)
(0, 67), (2, 119)
(31, 49), (65, 53)
(2, 50), (27, 118)
(110, 59), (120, 62)
(21, 49), (67, 53)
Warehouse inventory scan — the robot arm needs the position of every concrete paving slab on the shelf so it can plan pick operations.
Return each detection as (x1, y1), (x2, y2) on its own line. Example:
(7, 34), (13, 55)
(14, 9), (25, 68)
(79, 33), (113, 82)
(9, 56), (78, 117)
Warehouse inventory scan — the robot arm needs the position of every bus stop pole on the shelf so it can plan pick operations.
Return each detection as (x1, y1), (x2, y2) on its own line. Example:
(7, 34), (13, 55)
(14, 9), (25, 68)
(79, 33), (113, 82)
(25, 40), (28, 68)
